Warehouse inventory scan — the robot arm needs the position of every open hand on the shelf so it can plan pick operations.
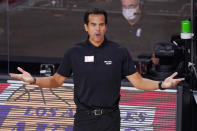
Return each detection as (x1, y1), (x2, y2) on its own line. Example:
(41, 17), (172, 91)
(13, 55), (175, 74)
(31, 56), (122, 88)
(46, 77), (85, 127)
(162, 72), (185, 89)
(9, 67), (34, 84)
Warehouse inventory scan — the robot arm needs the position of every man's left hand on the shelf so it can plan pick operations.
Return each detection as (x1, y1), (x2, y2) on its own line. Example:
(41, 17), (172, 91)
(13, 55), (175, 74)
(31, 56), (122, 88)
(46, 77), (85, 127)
(162, 72), (185, 89)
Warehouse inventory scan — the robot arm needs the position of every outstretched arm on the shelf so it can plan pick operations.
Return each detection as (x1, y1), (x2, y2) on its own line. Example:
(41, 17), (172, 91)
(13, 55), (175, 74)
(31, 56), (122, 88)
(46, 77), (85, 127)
(10, 67), (67, 88)
(126, 72), (184, 91)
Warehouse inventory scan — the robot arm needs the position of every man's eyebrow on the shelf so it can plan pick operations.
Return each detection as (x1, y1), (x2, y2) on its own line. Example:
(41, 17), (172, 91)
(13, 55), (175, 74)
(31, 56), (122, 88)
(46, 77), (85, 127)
(90, 22), (96, 25)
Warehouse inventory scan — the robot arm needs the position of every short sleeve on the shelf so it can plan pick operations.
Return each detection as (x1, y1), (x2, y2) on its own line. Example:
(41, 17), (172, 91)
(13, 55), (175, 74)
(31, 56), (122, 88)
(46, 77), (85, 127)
(122, 48), (137, 76)
(56, 49), (72, 77)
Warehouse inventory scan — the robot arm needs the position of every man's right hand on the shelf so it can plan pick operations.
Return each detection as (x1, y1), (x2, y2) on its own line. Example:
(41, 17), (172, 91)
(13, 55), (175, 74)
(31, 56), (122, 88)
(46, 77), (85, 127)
(10, 67), (34, 84)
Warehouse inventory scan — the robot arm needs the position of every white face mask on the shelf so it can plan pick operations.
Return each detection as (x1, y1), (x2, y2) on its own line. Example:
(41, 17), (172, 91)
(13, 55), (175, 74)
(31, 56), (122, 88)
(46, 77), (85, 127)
(122, 8), (137, 20)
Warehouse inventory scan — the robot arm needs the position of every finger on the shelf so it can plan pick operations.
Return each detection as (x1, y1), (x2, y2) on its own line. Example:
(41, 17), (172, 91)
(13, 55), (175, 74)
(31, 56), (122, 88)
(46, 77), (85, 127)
(9, 73), (17, 78)
(17, 67), (25, 74)
(173, 78), (185, 85)
(9, 73), (22, 80)
(175, 78), (185, 82)
(170, 72), (178, 78)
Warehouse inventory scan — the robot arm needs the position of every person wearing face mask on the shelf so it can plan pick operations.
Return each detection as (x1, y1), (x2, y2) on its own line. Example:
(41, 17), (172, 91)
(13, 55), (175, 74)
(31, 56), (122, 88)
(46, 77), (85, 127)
(121, 0), (142, 37)
(121, 0), (141, 26)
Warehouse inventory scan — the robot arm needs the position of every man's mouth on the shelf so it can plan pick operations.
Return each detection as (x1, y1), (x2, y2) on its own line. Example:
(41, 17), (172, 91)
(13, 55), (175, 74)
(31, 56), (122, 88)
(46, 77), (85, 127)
(96, 33), (101, 37)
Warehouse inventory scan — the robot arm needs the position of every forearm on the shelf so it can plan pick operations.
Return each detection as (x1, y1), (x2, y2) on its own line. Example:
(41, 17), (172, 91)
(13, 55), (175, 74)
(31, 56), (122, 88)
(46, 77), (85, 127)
(34, 76), (62, 88)
(126, 72), (160, 91)
(10, 67), (67, 88)
(127, 72), (184, 91)
(136, 78), (159, 91)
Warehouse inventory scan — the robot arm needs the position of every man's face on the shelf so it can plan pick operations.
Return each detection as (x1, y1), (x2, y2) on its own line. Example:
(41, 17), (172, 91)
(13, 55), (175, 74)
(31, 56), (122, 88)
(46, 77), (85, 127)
(84, 14), (107, 45)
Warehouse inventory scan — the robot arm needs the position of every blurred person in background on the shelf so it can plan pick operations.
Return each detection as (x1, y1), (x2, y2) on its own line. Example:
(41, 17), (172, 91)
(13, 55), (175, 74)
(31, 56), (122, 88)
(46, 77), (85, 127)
(121, 0), (141, 26)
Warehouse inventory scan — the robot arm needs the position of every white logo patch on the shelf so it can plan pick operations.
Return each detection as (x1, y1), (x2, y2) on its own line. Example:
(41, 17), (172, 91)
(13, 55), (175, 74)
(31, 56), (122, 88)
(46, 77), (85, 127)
(104, 61), (112, 65)
(84, 56), (94, 62)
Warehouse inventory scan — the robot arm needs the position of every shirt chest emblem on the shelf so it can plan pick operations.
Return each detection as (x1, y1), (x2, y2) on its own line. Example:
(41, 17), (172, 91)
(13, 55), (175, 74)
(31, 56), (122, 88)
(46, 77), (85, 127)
(104, 60), (112, 65)
(84, 56), (94, 62)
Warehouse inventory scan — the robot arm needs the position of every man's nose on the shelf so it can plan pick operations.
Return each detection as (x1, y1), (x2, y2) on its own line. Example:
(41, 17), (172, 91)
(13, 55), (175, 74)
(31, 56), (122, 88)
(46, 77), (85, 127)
(95, 25), (100, 31)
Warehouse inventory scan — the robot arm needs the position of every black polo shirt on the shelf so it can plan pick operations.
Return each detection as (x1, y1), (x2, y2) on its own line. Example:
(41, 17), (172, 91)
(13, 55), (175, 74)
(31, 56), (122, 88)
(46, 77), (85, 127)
(57, 38), (137, 109)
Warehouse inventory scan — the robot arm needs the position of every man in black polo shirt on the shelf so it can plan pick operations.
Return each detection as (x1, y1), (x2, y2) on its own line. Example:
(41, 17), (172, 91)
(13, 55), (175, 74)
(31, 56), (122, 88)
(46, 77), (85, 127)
(10, 8), (184, 131)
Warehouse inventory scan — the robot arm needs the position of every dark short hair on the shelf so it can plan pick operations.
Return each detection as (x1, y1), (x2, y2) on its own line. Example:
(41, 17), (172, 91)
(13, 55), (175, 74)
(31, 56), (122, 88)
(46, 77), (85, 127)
(84, 8), (108, 25)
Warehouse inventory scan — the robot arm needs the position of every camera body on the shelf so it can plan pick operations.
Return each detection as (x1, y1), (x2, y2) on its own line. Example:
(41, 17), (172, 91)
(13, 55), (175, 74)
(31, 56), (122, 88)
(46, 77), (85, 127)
(138, 35), (187, 81)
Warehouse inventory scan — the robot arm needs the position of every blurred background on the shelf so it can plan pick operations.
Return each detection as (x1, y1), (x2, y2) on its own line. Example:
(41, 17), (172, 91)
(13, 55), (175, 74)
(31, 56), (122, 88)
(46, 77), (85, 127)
(0, 0), (191, 76)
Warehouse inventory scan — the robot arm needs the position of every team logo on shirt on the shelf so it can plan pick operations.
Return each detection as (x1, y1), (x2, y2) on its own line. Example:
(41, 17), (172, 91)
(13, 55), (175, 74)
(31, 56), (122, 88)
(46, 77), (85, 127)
(84, 56), (94, 62)
(104, 61), (112, 65)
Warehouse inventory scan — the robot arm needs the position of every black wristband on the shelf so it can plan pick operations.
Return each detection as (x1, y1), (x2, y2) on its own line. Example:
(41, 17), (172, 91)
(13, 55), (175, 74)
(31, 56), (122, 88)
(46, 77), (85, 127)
(30, 77), (36, 85)
(159, 81), (165, 90)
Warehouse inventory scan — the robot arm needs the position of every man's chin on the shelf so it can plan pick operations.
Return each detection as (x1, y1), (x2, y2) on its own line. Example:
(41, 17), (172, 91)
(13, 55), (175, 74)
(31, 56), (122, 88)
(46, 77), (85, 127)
(96, 39), (104, 43)
(90, 37), (104, 44)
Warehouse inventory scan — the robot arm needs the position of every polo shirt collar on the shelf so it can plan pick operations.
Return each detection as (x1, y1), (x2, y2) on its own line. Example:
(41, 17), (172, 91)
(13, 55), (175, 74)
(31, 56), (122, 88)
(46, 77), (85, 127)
(86, 36), (108, 48)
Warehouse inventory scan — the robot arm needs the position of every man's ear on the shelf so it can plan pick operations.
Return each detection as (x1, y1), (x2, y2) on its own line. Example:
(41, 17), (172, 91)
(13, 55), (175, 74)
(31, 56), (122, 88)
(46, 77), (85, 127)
(84, 24), (88, 32)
